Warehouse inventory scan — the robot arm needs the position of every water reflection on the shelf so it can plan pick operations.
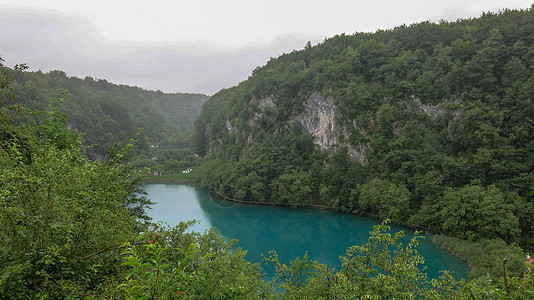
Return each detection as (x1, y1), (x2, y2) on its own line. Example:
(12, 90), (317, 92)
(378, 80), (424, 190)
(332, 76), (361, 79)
(195, 186), (377, 268)
(145, 184), (468, 280)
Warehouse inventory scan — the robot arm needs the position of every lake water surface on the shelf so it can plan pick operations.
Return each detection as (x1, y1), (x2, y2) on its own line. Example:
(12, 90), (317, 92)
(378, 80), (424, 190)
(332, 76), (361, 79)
(144, 184), (468, 280)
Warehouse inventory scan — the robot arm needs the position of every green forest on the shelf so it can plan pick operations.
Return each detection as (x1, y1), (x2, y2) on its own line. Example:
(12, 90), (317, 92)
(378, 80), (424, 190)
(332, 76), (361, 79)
(194, 8), (534, 249)
(8, 68), (207, 159)
(3, 6), (534, 300)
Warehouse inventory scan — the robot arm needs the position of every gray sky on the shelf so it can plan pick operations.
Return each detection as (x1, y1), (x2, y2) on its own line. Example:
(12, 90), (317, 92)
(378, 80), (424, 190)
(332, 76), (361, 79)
(1, 0), (532, 95)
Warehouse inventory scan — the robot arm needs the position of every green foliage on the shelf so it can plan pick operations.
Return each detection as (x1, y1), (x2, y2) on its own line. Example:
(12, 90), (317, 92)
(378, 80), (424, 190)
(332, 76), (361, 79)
(337, 221), (428, 298)
(0, 84), (265, 297)
(438, 185), (520, 242)
(196, 127), (322, 204)
(8, 68), (208, 159)
(124, 224), (268, 300)
(264, 221), (534, 298)
(6, 6), (534, 298)
(0, 62), (152, 297)
(0, 108), (138, 297)
(355, 179), (412, 223)
(266, 220), (468, 299)
(320, 147), (366, 211)
(119, 241), (210, 299)
(433, 235), (526, 280)
(193, 7), (534, 250)
(130, 147), (203, 178)
(265, 250), (326, 298)
(271, 170), (314, 207)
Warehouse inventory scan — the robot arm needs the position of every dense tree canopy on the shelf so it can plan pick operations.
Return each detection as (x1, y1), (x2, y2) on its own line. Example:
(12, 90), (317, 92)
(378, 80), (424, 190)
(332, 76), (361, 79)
(4, 5), (534, 298)
(7, 69), (207, 159)
(1, 57), (265, 298)
(193, 7), (534, 249)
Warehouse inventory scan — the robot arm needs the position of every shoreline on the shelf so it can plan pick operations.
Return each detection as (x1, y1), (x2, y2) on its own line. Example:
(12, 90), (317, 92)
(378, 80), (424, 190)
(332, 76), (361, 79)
(212, 187), (437, 233)
(143, 181), (473, 277)
(209, 186), (472, 275)
(212, 188), (336, 210)
(141, 174), (198, 185)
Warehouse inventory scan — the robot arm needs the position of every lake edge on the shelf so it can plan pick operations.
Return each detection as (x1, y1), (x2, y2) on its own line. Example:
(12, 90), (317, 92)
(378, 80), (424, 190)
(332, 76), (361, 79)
(144, 183), (470, 279)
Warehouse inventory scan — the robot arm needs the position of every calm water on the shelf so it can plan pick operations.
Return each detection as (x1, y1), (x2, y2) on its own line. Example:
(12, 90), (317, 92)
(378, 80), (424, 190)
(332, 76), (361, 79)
(144, 184), (469, 280)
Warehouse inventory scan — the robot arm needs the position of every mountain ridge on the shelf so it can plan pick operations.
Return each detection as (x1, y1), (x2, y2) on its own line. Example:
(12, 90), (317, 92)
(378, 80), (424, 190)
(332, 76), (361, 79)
(193, 7), (534, 246)
(8, 69), (208, 158)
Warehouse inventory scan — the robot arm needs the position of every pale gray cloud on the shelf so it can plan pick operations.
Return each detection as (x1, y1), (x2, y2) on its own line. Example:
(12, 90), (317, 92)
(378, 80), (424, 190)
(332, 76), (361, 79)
(1, 7), (317, 95)
(1, 1), (532, 95)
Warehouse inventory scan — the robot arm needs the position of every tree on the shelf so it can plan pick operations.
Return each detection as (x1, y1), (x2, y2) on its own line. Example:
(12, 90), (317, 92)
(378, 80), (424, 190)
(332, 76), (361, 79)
(439, 185), (520, 241)
(271, 170), (314, 207)
(115, 223), (268, 299)
(0, 62), (146, 297)
(0, 118), (144, 298)
(357, 179), (411, 223)
(266, 220), (464, 299)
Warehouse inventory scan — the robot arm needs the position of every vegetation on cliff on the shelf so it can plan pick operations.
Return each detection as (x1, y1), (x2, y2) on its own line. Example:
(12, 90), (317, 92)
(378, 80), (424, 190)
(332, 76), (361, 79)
(193, 8), (534, 252)
(2, 52), (534, 298)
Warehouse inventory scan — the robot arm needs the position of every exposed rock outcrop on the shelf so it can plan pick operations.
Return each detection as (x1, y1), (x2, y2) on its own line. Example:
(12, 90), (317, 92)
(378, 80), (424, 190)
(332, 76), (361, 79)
(295, 92), (367, 163)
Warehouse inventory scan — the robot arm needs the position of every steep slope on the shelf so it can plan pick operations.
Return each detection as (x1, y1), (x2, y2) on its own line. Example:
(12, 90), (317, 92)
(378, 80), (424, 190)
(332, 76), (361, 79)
(194, 8), (534, 246)
(8, 70), (208, 158)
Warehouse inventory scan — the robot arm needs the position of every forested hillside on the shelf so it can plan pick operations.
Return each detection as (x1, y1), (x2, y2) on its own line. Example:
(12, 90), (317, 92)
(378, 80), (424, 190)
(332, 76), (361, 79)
(4, 7), (534, 296)
(0, 59), (266, 298)
(8, 69), (208, 159)
(193, 7), (534, 248)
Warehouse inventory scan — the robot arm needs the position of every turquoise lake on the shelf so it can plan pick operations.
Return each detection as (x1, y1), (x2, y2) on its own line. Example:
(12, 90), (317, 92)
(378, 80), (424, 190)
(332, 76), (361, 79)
(143, 184), (469, 280)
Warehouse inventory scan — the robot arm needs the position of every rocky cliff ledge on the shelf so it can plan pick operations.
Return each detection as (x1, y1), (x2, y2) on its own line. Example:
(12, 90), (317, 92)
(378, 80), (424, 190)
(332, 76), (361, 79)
(296, 92), (366, 163)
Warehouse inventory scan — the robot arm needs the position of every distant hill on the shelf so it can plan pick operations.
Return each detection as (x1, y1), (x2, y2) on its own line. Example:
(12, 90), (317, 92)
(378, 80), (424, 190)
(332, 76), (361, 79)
(193, 8), (534, 246)
(8, 69), (208, 159)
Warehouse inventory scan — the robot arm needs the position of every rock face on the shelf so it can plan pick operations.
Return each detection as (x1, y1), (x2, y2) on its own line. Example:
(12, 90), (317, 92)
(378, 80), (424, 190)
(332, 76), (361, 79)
(296, 92), (339, 150)
(295, 92), (366, 163)
(409, 97), (443, 119)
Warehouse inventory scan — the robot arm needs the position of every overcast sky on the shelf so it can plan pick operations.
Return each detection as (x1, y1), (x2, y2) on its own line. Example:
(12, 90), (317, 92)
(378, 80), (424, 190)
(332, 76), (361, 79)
(1, 0), (532, 95)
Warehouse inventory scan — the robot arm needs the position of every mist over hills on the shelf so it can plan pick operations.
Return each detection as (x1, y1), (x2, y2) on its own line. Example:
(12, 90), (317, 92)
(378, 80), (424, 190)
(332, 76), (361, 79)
(4, 4), (534, 298)
(8, 69), (208, 159)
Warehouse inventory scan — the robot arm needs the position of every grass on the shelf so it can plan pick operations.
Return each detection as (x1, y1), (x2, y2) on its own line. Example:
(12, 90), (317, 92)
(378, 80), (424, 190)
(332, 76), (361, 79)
(432, 235), (526, 280)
